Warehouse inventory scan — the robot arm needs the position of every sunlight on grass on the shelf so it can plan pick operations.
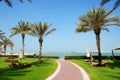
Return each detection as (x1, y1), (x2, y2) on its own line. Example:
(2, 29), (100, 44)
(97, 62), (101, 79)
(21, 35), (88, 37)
(70, 59), (120, 80)
(0, 57), (57, 80)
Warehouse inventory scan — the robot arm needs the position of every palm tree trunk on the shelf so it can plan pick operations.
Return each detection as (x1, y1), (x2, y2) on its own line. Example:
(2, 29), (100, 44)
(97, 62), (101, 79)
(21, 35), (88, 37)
(4, 45), (6, 55)
(0, 47), (2, 55)
(39, 39), (43, 61)
(22, 34), (25, 58)
(112, 50), (115, 60)
(95, 33), (102, 64)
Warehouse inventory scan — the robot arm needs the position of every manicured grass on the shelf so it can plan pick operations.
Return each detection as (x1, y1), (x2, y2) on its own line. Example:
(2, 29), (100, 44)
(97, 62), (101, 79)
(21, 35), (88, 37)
(70, 59), (120, 80)
(0, 57), (57, 80)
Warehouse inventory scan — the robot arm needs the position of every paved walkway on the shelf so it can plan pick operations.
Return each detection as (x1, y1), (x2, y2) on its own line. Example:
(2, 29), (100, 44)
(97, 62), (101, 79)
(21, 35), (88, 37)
(46, 59), (90, 80)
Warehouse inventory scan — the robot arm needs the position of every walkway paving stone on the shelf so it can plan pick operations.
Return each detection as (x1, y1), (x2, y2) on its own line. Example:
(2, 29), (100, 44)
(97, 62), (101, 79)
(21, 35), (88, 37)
(53, 59), (84, 80)
(46, 59), (90, 80)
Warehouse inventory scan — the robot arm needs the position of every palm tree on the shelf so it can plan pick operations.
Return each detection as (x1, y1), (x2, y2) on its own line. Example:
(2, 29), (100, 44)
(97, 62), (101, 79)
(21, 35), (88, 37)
(2, 38), (13, 55)
(100, 0), (120, 10)
(0, 30), (5, 41)
(8, 40), (14, 57)
(0, 41), (3, 47)
(75, 7), (120, 65)
(0, 0), (32, 7)
(0, 41), (3, 55)
(30, 22), (56, 61)
(10, 21), (31, 57)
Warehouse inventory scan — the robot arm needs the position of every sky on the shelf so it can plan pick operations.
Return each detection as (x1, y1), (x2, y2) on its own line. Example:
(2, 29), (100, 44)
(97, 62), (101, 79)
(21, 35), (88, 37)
(0, 0), (120, 53)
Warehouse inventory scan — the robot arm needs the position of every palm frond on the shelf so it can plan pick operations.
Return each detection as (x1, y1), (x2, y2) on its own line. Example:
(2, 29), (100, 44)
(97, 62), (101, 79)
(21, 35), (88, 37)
(100, 0), (111, 6)
(113, 0), (120, 10)
(104, 23), (120, 27)
(75, 25), (91, 33)
(42, 23), (53, 35)
(0, 41), (4, 47)
(105, 15), (119, 23)
(8, 39), (14, 47)
(28, 0), (32, 3)
(19, 0), (32, 3)
(10, 21), (31, 37)
(76, 27), (91, 33)
(30, 22), (56, 40)
(30, 25), (39, 37)
(102, 28), (109, 32)
(10, 28), (20, 37)
(76, 7), (120, 34)
(19, 0), (23, 3)
(5, 0), (12, 7)
(2, 0), (32, 7)
(0, 34), (6, 41)
(44, 28), (56, 36)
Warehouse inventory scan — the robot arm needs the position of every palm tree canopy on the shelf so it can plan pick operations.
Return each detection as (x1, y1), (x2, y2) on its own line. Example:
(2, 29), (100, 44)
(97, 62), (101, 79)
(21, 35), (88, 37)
(30, 22), (56, 40)
(8, 40), (14, 50)
(0, 0), (32, 7)
(0, 30), (5, 34)
(0, 37), (14, 52)
(0, 33), (6, 41)
(2, 38), (12, 47)
(76, 7), (120, 34)
(0, 41), (3, 47)
(8, 39), (14, 47)
(10, 21), (31, 37)
(100, 0), (120, 10)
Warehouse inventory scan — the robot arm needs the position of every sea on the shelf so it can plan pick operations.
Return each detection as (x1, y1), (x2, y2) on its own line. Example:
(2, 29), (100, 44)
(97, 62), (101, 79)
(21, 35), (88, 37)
(42, 51), (120, 59)
(3, 51), (120, 59)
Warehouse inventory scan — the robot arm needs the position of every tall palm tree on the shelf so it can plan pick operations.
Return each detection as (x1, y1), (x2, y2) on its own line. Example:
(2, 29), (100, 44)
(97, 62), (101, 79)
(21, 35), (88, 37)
(0, 41), (3, 55)
(0, 0), (32, 7)
(30, 22), (56, 61)
(0, 41), (3, 47)
(2, 38), (13, 55)
(100, 0), (120, 10)
(75, 7), (120, 65)
(10, 21), (31, 57)
(8, 40), (14, 57)
(0, 30), (5, 41)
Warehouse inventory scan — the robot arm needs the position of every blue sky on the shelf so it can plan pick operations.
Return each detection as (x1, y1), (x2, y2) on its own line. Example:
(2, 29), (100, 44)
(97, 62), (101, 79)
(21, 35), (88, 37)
(0, 0), (120, 53)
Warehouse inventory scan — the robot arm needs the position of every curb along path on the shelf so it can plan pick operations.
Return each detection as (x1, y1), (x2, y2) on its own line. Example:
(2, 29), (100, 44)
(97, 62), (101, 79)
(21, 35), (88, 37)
(46, 59), (90, 80)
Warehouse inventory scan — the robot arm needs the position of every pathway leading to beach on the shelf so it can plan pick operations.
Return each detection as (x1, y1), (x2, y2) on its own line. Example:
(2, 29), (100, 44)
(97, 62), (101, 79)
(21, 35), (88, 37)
(46, 59), (90, 80)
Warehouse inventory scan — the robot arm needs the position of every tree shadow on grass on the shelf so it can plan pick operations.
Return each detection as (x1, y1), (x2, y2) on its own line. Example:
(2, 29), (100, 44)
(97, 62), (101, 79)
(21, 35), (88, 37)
(107, 72), (120, 80)
(108, 60), (120, 69)
(0, 67), (31, 80)
(31, 60), (55, 67)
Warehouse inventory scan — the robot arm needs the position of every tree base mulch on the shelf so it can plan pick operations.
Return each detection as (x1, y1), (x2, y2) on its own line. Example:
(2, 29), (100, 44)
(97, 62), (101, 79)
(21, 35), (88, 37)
(91, 62), (109, 67)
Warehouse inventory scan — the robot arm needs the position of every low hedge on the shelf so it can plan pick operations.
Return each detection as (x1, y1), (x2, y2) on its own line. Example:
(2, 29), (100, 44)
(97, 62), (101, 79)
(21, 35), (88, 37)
(65, 56), (120, 60)
(41, 56), (59, 59)
(26, 55), (60, 59)
(0, 55), (18, 58)
(64, 56), (86, 60)
(0, 55), (60, 59)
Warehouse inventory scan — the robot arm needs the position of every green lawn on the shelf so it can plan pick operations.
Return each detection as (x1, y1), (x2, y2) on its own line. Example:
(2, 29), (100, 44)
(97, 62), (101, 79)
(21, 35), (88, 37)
(70, 59), (120, 80)
(0, 57), (57, 80)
